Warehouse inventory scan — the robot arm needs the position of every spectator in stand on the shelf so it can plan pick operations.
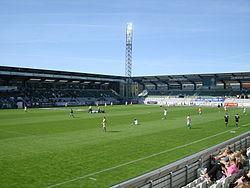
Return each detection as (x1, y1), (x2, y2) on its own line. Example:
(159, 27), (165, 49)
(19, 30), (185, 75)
(204, 154), (239, 182)
(203, 146), (233, 181)
(221, 155), (239, 177)
(231, 150), (246, 169)
(236, 183), (250, 188)
(203, 156), (229, 181)
(232, 170), (250, 188)
(239, 148), (248, 163)
(214, 146), (233, 161)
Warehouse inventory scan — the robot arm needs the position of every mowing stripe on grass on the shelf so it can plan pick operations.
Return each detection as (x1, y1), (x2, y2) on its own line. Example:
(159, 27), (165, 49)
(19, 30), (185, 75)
(47, 124), (250, 188)
(0, 129), (34, 136)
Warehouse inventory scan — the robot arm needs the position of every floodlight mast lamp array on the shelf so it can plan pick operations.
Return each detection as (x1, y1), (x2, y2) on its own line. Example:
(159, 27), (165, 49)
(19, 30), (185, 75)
(125, 23), (133, 77)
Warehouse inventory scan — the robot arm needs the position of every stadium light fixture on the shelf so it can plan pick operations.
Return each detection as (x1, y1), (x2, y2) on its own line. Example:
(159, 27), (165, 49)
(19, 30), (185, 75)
(45, 79), (55, 82)
(127, 23), (133, 34)
(29, 78), (41, 81)
(59, 80), (68, 83)
(125, 22), (133, 77)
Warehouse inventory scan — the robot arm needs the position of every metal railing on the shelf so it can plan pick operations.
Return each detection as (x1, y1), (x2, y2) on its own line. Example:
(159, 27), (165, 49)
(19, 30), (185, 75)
(111, 131), (250, 188)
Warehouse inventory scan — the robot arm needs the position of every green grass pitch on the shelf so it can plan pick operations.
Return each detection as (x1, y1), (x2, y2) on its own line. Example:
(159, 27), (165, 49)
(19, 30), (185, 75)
(0, 105), (249, 187)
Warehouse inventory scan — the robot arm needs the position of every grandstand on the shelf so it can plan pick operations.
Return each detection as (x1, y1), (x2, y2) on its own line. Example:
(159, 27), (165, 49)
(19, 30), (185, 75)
(1, 66), (250, 109)
(0, 66), (126, 109)
(1, 0), (250, 187)
(1, 66), (250, 188)
(134, 73), (250, 98)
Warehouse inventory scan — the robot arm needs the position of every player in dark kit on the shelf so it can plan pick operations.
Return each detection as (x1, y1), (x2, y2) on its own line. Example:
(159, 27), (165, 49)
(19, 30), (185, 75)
(88, 106), (92, 113)
(224, 113), (229, 127)
(235, 114), (240, 128)
(69, 108), (75, 118)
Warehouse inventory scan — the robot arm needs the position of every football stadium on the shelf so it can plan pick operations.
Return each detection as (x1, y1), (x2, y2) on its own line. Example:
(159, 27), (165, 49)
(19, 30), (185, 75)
(1, 1), (250, 188)
(1, 67), (250, 188)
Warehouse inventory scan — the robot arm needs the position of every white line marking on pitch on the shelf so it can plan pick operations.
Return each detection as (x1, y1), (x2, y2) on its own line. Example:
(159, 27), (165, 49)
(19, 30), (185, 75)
(47, 124), (250, 188)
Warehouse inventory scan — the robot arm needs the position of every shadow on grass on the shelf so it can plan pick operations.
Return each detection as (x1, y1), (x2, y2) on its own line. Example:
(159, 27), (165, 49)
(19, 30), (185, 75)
(72, 116), (80, 119)
(107, 130), (121, 133)
(190, 127), (202, 130)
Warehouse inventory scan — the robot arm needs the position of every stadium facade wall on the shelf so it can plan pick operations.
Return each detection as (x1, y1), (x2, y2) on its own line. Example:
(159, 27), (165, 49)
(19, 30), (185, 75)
(144, 97), (250, 107)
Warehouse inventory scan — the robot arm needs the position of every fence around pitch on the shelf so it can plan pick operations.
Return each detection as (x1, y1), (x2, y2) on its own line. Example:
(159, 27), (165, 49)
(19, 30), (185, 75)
(111, 131), (250, 188)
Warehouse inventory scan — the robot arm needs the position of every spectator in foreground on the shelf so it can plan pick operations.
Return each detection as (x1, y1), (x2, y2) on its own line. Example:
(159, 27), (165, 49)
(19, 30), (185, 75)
(204, 152), (239, 182)
(232, 170), (250, 188)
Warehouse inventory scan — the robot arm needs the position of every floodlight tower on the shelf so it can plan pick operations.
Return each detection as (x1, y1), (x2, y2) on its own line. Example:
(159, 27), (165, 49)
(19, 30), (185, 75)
(125, 23), (133, 77)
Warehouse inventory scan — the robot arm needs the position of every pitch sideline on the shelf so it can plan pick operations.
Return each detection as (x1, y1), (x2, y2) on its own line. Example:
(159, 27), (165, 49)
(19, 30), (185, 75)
(47, 123), (250, 188)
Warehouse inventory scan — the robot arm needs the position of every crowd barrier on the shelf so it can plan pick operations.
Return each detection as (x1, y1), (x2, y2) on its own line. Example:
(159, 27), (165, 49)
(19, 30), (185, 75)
(111, 132), (250, 188)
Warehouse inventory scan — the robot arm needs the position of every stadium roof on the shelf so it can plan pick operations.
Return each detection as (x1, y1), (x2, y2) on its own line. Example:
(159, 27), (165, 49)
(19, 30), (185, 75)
(133, 72), (250, 85)
(0, 66), (126, 83)
(1, 66), (250, 85)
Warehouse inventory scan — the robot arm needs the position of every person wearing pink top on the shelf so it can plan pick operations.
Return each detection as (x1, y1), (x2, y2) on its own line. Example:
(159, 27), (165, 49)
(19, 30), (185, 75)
(204, 155), (239, 182)
(222, 156), (239, 176)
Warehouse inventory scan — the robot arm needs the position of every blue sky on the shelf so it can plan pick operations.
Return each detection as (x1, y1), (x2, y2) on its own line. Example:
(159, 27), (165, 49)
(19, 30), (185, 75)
(0, 0), (250, 76)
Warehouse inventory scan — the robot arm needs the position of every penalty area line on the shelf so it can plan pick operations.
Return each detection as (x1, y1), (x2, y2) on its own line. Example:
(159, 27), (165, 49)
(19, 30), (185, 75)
(47, 124), (249, 188)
